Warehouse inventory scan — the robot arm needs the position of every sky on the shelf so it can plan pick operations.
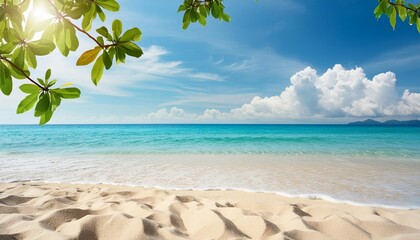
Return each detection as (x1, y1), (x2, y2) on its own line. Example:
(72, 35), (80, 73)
(1, 0), (420, 124)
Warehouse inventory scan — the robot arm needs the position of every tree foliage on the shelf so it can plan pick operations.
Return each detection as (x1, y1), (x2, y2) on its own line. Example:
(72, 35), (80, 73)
(178, 0), (230, 29)
(0, 0), (230, 125)
(374, 0), (420, 32)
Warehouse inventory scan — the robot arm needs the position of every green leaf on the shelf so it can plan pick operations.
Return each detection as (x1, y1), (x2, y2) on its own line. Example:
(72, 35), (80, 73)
(198, 13), (206, 26)
(17, 93), (38, 114)
(102, 51), (112, 69)
(52, 88), (81, 99)
(397, 5), (407, 22)
(76, 47), (102, 66)
(57, 25), (70, 56)
(115, 46), (126, 63)
(120, 42), (143, 58)
(0, 62), (12, 95)
(19, 84), (40, 94)
(183, 9), (191, 23)
(5, 6), (23, 28)
(379, 0), (389, 13)
(108, 47), (116, 61)
(211, 4), (221, 18)
(178, 4), (187, 12)
(221, 13), (231, 22)
(120, 28), (142, 42)
(0, 42), (16, 54)
(97, 5), (106, 21)
(64, 22), (79, 51)
(82, 4), (96, 31)
(389, 6), (397, 30)
(25, 47), (37, 68)
(12, 47), (25, 69)
(6, 29), (21, 43)
(45, 69), (51, 81)
(417, 18), (420, 33)
(97, 36), (105, 46)
(91, 56), (105, 85)
(199, 5), (208, 17)
(49, 92), (62, 112)
(190, 10), (198, 22)
(48, 80), (57, 88)
(374, 0), (387, 18)
(96, 26), (113, 40)
(39, 110), (53, 125)
(0, 21), (5, 38)
(410, 13), (418, 25)
(27, 40), (55, 56)
(38, 78), (46, 87)
(96, 0), (120, 12)
(41, 24), (56, 42)
(8, 63), (29, 80)
(182, 21), (190, 30)
(112, 19), (123, 38)
(34, 93), (50, 117)
(67, 4), (90, 19)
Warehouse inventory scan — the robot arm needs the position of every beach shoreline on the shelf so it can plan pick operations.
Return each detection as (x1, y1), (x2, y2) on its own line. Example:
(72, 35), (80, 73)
(2, 153), (420, 208)
(1, 182), (419, 240)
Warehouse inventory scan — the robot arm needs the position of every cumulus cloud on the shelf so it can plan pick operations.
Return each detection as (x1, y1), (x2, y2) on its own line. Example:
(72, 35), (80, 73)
(147, 107), (197, 122)
(144, 65), (420, 122)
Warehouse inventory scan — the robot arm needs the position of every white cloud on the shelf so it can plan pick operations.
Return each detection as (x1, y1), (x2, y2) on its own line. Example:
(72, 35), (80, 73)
(116, 45), (225, 82)
(160, 93), (256, 108)
(146, 107), (197, 123)
(364, 43), (420, 72)
(142, 65), (420, 123)
(226, 60), (255, 71)
(31, 45), (224, 98)
(3, 64), (419, 124)
(189, 73), (224, 82)
(222, 48), (306, 79)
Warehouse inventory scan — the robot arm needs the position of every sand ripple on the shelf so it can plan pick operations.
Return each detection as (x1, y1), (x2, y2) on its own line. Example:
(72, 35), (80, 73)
(1, 182), (420, 240)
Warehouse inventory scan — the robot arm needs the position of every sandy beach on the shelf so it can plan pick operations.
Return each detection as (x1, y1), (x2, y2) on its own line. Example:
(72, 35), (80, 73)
(0, 182), (419, 240)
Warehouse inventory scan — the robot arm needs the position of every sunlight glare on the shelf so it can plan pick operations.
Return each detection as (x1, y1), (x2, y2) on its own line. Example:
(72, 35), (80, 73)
(26, 2), (54, 23)
(31, 7), (52, 21)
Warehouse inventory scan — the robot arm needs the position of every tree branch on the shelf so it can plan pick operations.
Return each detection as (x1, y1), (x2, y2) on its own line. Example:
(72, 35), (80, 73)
(388, 0), (420, 14)
(46, 0), (105, 49)
(0, 55), (46, 91)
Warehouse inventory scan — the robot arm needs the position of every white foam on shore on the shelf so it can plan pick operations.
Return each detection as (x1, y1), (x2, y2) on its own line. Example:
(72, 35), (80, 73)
(11, 179), (419, 210)
(2, 153), (420, 209)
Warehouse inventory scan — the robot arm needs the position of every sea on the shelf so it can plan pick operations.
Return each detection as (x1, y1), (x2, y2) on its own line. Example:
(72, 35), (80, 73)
(0, 124), (419, 208)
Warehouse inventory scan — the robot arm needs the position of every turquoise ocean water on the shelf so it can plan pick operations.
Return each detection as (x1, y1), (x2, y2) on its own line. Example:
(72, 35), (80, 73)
(1, 124), (419, 207)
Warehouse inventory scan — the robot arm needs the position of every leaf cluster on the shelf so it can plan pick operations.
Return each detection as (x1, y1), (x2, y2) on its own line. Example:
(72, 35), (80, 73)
(178, 0), (230, 29)
(0, 0), (142, 124)
(17, 69), (80, 125)
(77, 19), (142, 85)
(374, 0), (420, 32)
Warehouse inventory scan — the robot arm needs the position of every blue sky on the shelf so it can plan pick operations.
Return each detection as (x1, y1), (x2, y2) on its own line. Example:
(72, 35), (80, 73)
(1, 0), (419, 123)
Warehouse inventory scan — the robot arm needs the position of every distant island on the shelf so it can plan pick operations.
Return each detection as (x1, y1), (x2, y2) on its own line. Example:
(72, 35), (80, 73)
(348, 119), (420, 126)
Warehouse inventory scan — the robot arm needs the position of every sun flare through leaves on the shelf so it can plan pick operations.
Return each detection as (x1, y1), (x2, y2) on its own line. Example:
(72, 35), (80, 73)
(0, 0), (144, 125)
